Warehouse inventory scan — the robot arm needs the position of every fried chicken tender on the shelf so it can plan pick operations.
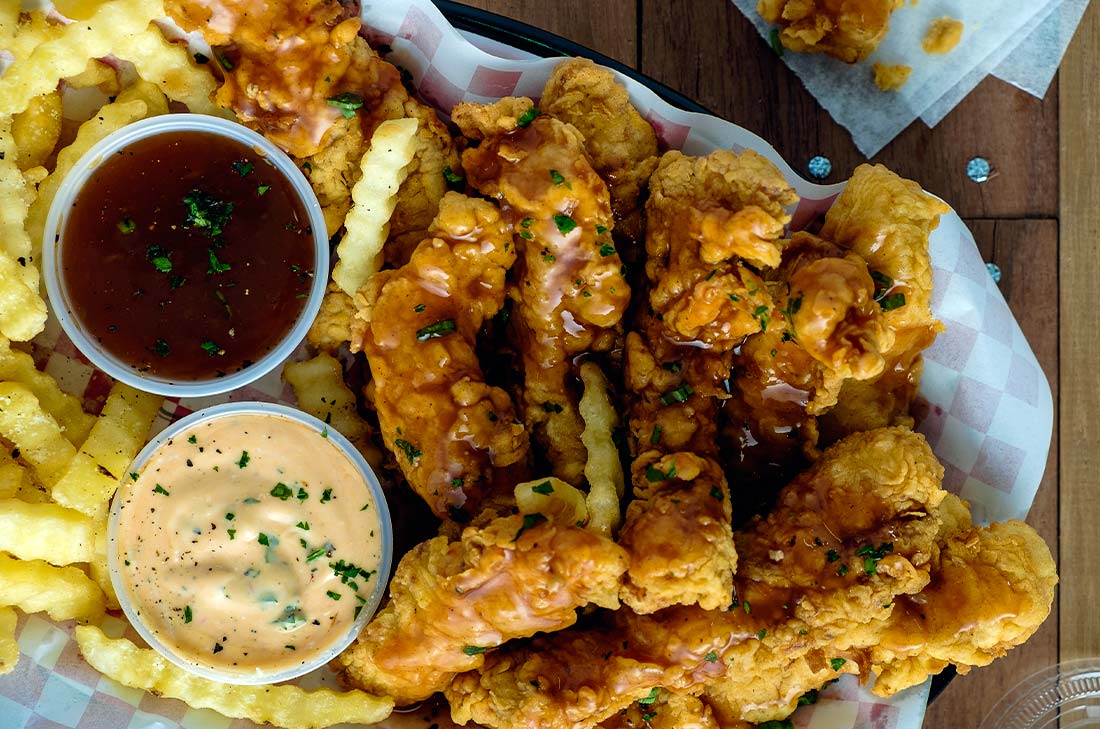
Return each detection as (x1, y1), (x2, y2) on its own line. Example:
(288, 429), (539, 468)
(600, 691), (722, 729)
(335, 511), (628, 705)
(306, 283), (356, 352)
(618, 452), (736, 614)
(353, 193), (527, 519)
(447, 428), (948, 729)
(818, 164), (951, 441)
(540, 58), (659, 234)
(758, 0), (905, 63)
(457, 107), (631, 485)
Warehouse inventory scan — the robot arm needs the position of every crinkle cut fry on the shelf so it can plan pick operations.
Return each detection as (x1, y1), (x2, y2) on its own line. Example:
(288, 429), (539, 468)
(335, 511), (627, 704)
(446, 428), (949, 729)
(457, 106), (630, 486)
(354, 193), (527, 519)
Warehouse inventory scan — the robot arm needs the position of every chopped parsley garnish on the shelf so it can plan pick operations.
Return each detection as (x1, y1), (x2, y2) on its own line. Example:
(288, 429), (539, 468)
(117, 217), (136, 235)
(798, 689), (819, 706)
(637, 687), (660, 705)
(871, 270), (894, 300)
(838, 565), (849, 576)
(236, 451), (250, 468)
(296, 487), (309, 501)
(183, 605), (192, 623)
(296, 521), (309, 530)
(757, 629), (767, 639)
(553, 214), (577, 236)
(331, 560), (373, 585)
(743, 600), (752, 614)
(244, 567), (260, 578)
(661, 361), (682, 373)
(531, 481), (554, 495)
(225, 512), (235, 521)
(129, 473), (138, 481)
(709, 485), (724, 501)
(659, 383), (693, 405)
(519, 230), (533, 240)
(200, 340), (222, 356)
(641, 713), (657, 723)
(152, 484), (170, 496)
(521, 217), (534, 228)
(326, 590), (341, 600)
(753, 304), (771, 331)
(826, 549), (840, 562)
(542, 402), (563, 413)
(650, 425), (663, 444)
(550, 169), (566, 185)
(257, 184), (270, 196)
(326, 92), (364, 118)
(830, 658), (847, 671)
(207, 249), (231, 274)
(193, 52), (209, 64)
(270, 483), (293, 500)
(516, 107), (540, 127)
(416, 319), (456, 341)
(188, 435), (197, 444)
(257, 533), (270, 546)
(462, 645), (487, 656)
(768, 27), (785, 57)
(513, 512), (547, 541)
(856, 542), (894, 574)
(320, 488), (333, 503)
(228, 529), (236, 539)
(451, 477), (464, 488)
(704, 651), (718, 662)
(879, 292), (907, 311)
(231, 160), (254, 177)
(214, 50), (233, 71)
(152, 339), (170, 357)
(414, 303), (426, 313)
(645, 464), (674, 483)
(443, 166), (464, 185)
(183, 190), (233, 237)
(599, 243), (616, 257)
(394, 438), (421, 463)
(306, 547), (328, 562)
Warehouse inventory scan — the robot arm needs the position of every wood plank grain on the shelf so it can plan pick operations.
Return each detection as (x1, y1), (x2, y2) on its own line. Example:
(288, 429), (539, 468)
(638, 0), (1058, 220)
(1059, 0), (1100, 661)
(453, 0), (638, 65)
(923, 219), (1060, 727)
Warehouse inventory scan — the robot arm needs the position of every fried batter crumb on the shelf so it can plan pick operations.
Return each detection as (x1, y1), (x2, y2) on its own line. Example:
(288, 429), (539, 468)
(922, 17), (964, 55)
(874, 62), (912, 92)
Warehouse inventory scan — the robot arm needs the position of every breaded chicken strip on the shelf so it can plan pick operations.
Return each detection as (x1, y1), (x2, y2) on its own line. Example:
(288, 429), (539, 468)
(456, 105), (631, 486)
(353, 194), (527, 519)
(447, 428), (947, 729)
(758, 0), (905, 63)
(335, 511), (628, 705)
(540, 58), (659, 236)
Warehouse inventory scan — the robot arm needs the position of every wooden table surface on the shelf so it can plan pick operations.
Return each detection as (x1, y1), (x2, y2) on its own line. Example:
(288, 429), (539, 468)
(461, 0), (1093, 725)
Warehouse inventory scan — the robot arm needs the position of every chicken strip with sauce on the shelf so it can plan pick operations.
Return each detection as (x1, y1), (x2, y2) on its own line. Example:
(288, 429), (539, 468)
(455, 102), (631, 486)
(352, 193), (527, 519)
(335, 510), (628, 705)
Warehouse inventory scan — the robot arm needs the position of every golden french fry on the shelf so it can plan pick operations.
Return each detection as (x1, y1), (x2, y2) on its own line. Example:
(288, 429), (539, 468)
(113, 26), (222, 116)
(332, 117), (420, 296)
(114, 79), (170, 117)
(578, 362), (625, 535)
(26, 97), (152, 263)
(284, 353), (368, 440)
(3, 12), (63, 62)
(0, 119), (46, 340)
(0, 383), (76, 487)
(88, 521), (118, 610)
(76, 626), (395, 728)
(0, 254), (47, 342)
(0, 338), (95, 445)
(0, 3), (17, 45)
(0, 0), (165, 116)
(515, 477), (589, 527)
(11, 92), (62, 172)
(65, 58), (121, 95)
(51, 382), (161, 517)
(0, 455), (23, 499)
(0, 606), (16, 676)
(0, 553), (104, 623)
(0, 499), (96, 565)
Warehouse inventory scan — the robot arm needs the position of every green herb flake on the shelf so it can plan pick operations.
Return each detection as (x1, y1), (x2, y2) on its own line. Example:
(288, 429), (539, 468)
(879, 292), (907, 311)
(443, 166), (464, 185)
(757, 629), (767, 639)
(753, 304), (771, 331)
(826, 549), (840, 563)
(394, 438), (421, 463)
(550, 169), (566, 185)
(270, 483), (293, 500)
(531, 481), (554, 495)
(661, 361), (682, 373)
(599, 243), (616, 257)
(830, 657), (847, 671)
(227, 529), (236, 539)
(704, 651), (718, 662)
(638, 687), (661, 705)
(743, 600), (752, 615)
(644, 465), (668, 483)
(183, 605), (192, 623)
(650, 425), (663, 444)
(200, 340), (222, 356)
(513, 512), (548, 541)
(117, 217), (136, 235)
(326, 590), (341, 600)
(236, 451), (250, 469)
(838, 565), (849, 576)
(129, 472), (139, 481)
(768, 27), (785, 57)
(414, 303), (426, 313)
(451, 477), (464, 488)
(257, 533), (270, 546)
(641, 713), (657, 723)
(320, 488), (333, 503)
(296, 487), (309, 501)
(659, 383), (693, 406)
(553, 214), (577, 236)
(207, 249), (231, 274)
(183, 190), (233, 237)
(709, 485), (724, 502)
(516, 107), (540, 127)
(225, 512), (235, 521)
(152, 339), (170, 357)
(257, 184), (270, 196)
(187, 435), (197, 445)
(798, 689), (819, 706)
(306, 547), (327, 562)
(596, 224), (608, 234)
(231, 160), (254, 177)
(416, 319), (457, 341)
(326, 92), (365, 118)
(462, 645), (486, 656)
(152, 484), (170, 496)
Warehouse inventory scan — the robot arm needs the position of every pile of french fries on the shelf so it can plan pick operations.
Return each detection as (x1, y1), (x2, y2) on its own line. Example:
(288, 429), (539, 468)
(0, 3), (395, 727)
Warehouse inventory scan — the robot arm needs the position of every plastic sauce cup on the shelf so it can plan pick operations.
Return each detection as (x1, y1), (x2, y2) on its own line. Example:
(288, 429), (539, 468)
(41, 114), (329, 398)
(107, 402), (393, 685)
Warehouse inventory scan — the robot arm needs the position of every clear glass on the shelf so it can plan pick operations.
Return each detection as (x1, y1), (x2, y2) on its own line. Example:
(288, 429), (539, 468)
(980, 660), (1100, 728)
(41, 114), (329, 398)
(107, 402), (393, 685)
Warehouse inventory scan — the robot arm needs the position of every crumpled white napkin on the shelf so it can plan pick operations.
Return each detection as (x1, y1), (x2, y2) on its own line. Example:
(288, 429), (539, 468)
(730, 0), (1086, 156)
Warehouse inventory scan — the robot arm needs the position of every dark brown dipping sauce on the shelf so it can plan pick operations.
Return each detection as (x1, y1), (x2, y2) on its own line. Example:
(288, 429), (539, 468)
(61, 130), (315, 381)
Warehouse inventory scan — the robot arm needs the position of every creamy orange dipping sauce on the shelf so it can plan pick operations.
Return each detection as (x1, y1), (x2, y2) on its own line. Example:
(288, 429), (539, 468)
(113, 411), (385, 678)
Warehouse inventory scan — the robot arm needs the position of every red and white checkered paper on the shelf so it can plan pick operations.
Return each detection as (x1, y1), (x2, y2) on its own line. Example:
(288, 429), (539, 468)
(0, 1), (1052, 728)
